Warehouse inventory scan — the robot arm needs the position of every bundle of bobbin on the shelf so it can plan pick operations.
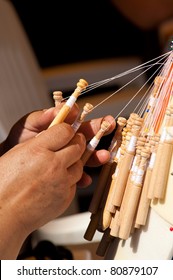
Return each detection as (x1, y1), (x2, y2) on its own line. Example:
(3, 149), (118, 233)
(49, 48), (173, 258)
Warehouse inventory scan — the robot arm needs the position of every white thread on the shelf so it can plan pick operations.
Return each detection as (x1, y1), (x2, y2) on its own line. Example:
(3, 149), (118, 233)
(149, 152), (156, 169)
(71, 121), (81, 132)
(160, 127), (167, 142)
(66, 95), (77, 108)
(131, 156), (137, 172)
(87, 137), (100, 150)
(62, 51), (171, 134)
(115, 147), (121, 161)
(165, 130), (173, 142)
(149, 96), (157, 107)
(127, 135), (137, 152)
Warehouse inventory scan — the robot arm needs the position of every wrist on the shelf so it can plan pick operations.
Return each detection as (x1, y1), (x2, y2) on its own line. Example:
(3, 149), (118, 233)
(0, 207), (28, 259)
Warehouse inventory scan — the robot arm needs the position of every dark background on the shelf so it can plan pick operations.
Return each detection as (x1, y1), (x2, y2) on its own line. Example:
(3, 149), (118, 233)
(11, 0), (161, 69)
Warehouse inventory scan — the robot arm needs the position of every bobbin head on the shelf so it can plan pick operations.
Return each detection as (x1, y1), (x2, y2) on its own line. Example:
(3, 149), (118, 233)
(101, 120), (111, 132)
(77, 79), (88, 90)
(83, 103), (93, 113)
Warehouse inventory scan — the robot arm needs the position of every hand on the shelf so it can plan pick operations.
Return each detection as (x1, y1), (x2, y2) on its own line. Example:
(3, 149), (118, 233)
(0, 104), (115, 259)
(2, 104), (115, 187)
(1, 103), (79, 153)
(0, 122), (86, 259)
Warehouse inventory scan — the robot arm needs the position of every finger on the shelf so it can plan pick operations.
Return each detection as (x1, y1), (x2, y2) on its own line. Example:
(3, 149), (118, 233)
(55, 133), (86, 168)
(23, 103), (79, 132)
(79, 115), (116, 141)
(36, 122), (75, 151)
(67, 159), (84, 186)
(77, 171), (92, 188)
(23, 107), (59, 132)
(85, 149), (110, 167)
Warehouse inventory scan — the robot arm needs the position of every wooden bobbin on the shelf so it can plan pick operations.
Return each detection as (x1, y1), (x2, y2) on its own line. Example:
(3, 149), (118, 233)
(167, 107), (173, 126)
(49, 79), (88, 127)
(112, 122), (143, 208)
(108, 117), (126, 155)
(72, 103), (93, 132)
(81, 120), (111, 165)
(166, 126), (173, 137)
(110, 209), (121, 237)
(101, 173), (118, 230)
(88, 117), (126, 217)
(134, 140), (153, 227)
(83, 211), (101, 241)
(102, 149), (125, 230)
(147, 135), (160, 199)
(110, 147), (142, 238)
(96, 228), (113, 257)
(97, 161), (117, 222)
(162, 108), (171, 127)
(88, 161), (116, 215)
(52, 91), (63, 106)
(118, 148), (150, 240)
(84, 160), (116, 239)
(135, 163), (152, 226)
(79, 103), (93, 122)
(101, 115), (141, 230)
(143, 76), (163, 121)
(153, 127), (173, 199)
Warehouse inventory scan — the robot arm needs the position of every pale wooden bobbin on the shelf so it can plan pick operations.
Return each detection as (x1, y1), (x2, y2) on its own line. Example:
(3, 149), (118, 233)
(81, 120), (111, 165)
(72, 103), (93, 132)
(110, 144), (145, 238)
(153, 126), (173, 199)
(49, 79), (88, 127)
(151, 126), (173, 227)
(110, 209), (121, 238)
(149, 108), (173, 200)
(52, 91), (63, 106)
(118, 148), (150, 240)
(108, 117), (127, 156)
(135, 138), (159, 226)
(112, 147), (143, 236)
(101, 147), (125, 231)
(101, 116), (134, 230)
(147, 134), (160, 199)
(112, 117), (143, 208)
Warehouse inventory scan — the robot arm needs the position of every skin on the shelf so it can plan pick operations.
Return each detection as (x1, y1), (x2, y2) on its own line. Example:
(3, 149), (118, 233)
(0, 104), (115, 259)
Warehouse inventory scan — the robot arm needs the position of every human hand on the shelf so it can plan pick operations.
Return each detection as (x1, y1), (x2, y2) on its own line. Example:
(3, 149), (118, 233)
(2, 103), (115, 188)
(0, 122), (86, 253)
(1, 103), (79, 153)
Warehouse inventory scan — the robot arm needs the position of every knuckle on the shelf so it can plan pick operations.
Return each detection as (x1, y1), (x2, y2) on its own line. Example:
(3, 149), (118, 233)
(76, 133), (86, 149)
